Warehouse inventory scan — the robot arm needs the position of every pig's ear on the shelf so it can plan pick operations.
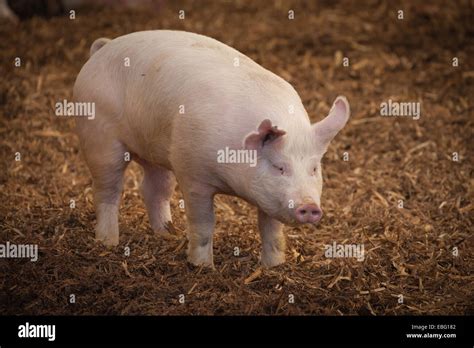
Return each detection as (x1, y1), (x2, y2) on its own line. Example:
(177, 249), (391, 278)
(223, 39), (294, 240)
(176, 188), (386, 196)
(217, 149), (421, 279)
(313, 96), (350, 149)
(243, 119), (286, 150)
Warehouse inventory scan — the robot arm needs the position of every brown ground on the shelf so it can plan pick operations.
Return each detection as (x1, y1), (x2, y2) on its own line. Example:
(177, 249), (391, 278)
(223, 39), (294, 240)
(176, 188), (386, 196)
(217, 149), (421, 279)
(0, 0), (473, 315)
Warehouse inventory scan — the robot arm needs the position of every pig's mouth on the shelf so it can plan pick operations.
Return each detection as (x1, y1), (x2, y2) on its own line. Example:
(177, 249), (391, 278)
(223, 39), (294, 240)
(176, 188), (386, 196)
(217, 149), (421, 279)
(286, 219), (320, 228)
(273, 215), (305, 227)
(275, 211), (322, 227)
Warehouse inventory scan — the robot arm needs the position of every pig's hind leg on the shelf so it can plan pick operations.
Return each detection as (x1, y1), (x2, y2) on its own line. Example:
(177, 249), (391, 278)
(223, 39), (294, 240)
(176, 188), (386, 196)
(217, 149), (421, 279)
(140, 162), (176, 235)
(83, 139), (129, 247)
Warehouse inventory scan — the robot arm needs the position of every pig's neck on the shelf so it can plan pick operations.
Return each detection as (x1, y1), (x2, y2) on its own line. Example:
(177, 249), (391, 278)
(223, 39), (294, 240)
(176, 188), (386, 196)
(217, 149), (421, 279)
(214, 164), (258, 206)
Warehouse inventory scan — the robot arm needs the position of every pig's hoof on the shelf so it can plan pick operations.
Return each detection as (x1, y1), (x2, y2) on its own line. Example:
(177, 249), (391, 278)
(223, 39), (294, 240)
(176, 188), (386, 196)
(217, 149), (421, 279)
(187, 248), (214, 268)
(96, 234), (119, 247)
(261, 252), (286, 268)
(155, 229), (178, 240)
(95, 230), (119, 247)
(187, 255), (214, 268)
(188, 259), (215, 270)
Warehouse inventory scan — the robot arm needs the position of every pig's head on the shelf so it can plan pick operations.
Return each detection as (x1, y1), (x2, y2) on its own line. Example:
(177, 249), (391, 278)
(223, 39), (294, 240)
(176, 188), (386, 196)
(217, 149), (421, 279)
(243, 96), (350, 226)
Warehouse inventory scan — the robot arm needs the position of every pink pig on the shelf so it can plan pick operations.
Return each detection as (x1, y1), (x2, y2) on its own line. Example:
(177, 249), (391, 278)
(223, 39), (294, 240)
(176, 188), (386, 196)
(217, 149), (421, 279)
(73, 30), (350, 268)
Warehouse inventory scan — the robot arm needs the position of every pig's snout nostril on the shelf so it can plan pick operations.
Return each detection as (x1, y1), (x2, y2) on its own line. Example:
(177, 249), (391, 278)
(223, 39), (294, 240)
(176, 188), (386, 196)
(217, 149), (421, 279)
(295, 204), (322, 223)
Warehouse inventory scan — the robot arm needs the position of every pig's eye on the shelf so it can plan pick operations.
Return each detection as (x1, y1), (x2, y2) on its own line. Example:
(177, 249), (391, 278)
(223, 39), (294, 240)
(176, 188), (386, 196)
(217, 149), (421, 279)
(273, 164), (285, 175)
(312, 167), (317, 176)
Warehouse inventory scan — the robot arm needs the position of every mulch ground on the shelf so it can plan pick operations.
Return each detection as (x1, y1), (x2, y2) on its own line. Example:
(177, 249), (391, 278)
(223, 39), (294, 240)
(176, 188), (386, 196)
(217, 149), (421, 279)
(0, 0), (473, 315)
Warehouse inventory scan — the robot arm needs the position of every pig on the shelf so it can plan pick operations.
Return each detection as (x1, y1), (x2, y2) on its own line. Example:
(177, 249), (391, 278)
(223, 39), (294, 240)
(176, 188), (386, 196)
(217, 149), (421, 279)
(73, 30), (350, 268)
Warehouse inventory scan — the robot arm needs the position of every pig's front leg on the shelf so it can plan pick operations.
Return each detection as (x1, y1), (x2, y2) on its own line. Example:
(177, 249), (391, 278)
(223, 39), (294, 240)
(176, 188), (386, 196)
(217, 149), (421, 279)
(184, 188), (215, 267)
(258, 210), (286, 267)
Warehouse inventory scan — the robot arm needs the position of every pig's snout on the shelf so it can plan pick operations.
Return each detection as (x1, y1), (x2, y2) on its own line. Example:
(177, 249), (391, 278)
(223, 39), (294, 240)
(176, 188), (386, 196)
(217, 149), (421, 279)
(295, 203), (322, 223)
